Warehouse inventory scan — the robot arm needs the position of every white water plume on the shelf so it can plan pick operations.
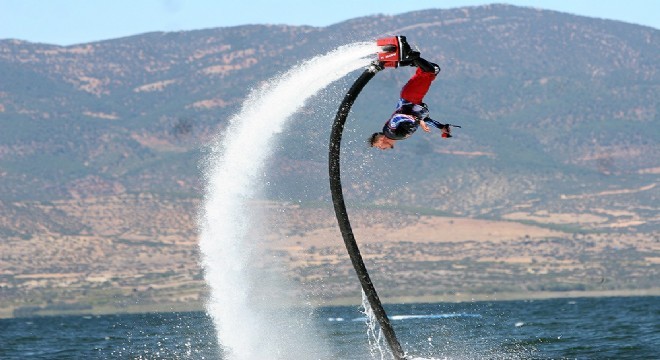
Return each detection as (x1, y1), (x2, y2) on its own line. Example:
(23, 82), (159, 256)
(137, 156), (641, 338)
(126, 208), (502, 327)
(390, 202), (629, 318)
(198, 42), (376, 360)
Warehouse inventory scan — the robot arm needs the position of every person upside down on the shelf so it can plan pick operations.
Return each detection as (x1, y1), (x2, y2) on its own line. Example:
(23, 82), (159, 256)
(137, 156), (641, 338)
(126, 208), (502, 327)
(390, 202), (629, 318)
(369, 55), (452, 150)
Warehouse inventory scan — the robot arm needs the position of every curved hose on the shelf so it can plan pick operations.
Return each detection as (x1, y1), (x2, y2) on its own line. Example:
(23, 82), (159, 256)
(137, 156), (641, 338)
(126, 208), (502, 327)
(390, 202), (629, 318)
(328, 61), (407, 360)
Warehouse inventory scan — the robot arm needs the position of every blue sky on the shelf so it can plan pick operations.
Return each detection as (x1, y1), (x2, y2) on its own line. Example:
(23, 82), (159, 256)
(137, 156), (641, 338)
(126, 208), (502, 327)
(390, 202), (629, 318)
(1, 0), (658, 46)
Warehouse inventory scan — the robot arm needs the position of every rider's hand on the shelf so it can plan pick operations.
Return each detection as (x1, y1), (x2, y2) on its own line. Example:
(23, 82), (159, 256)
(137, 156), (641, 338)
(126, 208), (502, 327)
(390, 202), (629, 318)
(419, 120), (430, 132)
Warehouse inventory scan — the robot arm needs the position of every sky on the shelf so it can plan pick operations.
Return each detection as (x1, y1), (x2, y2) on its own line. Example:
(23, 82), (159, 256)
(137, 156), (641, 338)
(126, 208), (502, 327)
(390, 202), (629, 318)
(0, 0), (658, 46)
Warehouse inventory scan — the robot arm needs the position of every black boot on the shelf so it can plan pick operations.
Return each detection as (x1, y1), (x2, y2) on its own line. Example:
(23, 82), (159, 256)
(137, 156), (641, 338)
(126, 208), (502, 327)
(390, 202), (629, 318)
(398, 36), (419, 61)
(397, 36), (420, 67)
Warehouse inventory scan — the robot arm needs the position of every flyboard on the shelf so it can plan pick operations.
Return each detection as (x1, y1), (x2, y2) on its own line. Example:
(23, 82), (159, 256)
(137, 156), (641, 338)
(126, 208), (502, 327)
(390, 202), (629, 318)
(329, 35), (415, 360)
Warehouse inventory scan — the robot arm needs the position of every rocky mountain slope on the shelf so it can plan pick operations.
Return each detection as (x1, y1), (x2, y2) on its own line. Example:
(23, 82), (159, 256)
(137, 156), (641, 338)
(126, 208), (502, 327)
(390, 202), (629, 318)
(0, 4), (657, 316)
(0, 5), (657, 209)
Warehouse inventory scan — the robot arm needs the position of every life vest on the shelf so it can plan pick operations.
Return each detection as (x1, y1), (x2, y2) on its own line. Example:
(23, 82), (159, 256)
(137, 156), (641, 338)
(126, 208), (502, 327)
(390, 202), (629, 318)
(382, 99), (430, 140)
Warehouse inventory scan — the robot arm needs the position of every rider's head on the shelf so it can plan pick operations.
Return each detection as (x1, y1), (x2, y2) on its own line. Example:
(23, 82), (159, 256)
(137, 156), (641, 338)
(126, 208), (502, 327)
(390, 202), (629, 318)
(369, 132), (395, 150)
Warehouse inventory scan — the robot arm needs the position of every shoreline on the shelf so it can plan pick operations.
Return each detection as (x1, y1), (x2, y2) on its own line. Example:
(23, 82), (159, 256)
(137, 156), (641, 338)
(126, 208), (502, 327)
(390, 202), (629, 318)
(2, 288), (658, 320)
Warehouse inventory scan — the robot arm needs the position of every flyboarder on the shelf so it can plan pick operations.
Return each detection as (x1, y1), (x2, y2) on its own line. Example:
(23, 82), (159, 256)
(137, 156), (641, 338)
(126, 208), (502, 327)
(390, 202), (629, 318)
(369, 43), (456, 150)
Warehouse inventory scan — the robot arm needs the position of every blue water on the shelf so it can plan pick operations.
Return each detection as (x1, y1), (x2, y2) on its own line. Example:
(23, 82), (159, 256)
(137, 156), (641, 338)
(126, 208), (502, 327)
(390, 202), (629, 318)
(1, 296), (658, 359)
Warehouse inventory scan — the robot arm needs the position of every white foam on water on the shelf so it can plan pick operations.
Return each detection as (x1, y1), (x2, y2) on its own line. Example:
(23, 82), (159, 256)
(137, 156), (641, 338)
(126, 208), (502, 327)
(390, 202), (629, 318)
(198, 42), (375, 360)
(390, 313), (482, 321)
(360, 290), (389, 360)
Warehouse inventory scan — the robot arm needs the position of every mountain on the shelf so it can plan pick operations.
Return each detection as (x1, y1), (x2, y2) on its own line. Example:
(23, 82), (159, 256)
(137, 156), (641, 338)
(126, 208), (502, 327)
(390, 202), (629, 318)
(0, 5), (657, 210)
(0, 5), (658, 316)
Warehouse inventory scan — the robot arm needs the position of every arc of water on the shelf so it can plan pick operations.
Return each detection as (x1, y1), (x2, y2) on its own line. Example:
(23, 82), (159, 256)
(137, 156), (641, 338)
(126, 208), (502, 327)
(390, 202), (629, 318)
(198, 43), (375, 360)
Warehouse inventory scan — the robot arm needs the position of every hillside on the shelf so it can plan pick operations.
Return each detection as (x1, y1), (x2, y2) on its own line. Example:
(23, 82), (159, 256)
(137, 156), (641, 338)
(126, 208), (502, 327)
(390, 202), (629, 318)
(0, 5), (657, 205)
(0, 4), (658, 316)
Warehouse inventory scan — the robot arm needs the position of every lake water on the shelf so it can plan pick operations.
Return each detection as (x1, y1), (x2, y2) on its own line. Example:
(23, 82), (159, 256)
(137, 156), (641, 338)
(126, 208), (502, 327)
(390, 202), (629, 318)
(1, 296), (658, 359)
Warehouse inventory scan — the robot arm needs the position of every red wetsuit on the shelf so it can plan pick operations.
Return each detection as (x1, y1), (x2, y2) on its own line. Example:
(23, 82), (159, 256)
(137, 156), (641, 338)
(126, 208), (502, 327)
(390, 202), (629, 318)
(400, 67), (437, 104)
(382, 67), (440, 140)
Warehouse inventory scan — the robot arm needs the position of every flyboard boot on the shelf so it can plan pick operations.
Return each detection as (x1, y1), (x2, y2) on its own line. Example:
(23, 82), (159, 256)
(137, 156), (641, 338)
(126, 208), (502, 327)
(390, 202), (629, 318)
(376, 36), (440, 75)
(376, 36), (420, 68)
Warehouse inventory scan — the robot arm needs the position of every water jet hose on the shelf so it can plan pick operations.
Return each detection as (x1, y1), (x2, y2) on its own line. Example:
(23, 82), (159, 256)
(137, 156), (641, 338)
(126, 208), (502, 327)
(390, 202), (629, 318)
(328, 61), (407, 360)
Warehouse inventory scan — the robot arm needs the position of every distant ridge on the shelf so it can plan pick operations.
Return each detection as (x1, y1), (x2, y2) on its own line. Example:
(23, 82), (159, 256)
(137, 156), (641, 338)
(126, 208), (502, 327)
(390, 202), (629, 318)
(0, 4), (657, 214)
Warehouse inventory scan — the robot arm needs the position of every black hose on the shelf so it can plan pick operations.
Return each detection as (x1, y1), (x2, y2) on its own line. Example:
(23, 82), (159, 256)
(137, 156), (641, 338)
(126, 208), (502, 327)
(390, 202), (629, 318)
(328, 61), (407, 360)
